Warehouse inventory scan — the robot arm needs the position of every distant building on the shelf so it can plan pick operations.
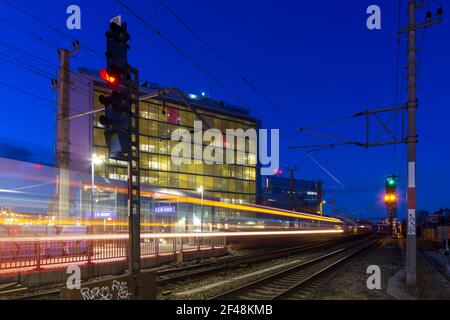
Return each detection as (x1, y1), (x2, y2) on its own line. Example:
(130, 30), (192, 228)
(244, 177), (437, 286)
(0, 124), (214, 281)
(426, 208), (450, 226)
(257, 176), (322, 214)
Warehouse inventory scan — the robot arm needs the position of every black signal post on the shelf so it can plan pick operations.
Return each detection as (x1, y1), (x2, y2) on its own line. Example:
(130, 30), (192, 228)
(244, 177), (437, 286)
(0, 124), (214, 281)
(99, 18), (142, 299)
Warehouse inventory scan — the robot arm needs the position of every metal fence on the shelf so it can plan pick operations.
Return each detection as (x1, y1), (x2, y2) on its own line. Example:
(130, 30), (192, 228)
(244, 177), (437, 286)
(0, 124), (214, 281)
(0, 236), (226, 270)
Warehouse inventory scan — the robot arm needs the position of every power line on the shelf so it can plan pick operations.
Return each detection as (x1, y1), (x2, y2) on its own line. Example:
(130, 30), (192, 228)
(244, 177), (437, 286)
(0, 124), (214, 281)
(0, 80), (55, 105)
(117, 0), (253, 110)
(0, 39), (57, 70)
(0, 14), (97, 71)
(156, 0), (299, 130)
(0, 50), (93, 102)
(0, 15), (60, 50)
(0, 37), (97, 96)
(0, 51), (54, 80)
(392, 0), (403, 174)
(2, 0), (357, 207)
(0, 79), (83, 119)
(0, 0), (103, 59)
(156, 1), (344, 185)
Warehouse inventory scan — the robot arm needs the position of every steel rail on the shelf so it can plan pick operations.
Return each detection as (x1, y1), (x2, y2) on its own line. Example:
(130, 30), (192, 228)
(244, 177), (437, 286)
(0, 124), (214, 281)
(209, 237), (378, 300)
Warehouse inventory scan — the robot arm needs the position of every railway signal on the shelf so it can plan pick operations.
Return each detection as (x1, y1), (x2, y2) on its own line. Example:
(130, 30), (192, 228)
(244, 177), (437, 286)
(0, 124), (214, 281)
(100, 16), (142, 299)
(99, 19), (132, 161)
(384, 174), (398, 245)
(384, 193), (397, 205)
(385, 175), (397, 208)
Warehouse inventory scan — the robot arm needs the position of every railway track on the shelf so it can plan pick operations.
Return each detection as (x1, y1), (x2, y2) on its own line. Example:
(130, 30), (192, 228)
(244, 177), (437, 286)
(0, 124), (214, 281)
(0, 281), (61, 300)
(156, 235), (368, 286)
(157, 241), (324, 285)
(8, 289), (61, 300)
(209, 237), (379, 300)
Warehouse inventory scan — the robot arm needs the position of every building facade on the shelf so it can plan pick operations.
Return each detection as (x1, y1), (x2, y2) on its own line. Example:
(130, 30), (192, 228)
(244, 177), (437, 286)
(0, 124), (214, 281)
(90, 81), (259, 205)
(69, 69), (261, 231)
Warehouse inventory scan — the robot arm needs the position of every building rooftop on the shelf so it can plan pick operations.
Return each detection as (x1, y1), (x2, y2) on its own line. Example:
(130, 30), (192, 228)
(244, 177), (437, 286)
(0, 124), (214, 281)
(78, 68), (255, 121)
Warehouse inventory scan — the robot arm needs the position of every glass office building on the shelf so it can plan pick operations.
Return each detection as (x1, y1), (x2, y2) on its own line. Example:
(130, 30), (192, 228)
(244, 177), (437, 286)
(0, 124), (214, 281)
(90, 81), (259, 206)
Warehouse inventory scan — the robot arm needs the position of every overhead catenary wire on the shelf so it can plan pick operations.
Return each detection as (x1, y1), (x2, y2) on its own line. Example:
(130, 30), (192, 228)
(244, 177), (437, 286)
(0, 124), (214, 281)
(132, 0), (347, 189)
(392, 0), (403, 174)
(0, 15), (61, 51)
(0, 39), (98, 90)
(117, 0), (254, 111)
(0, 73), (85, 117)
(118, 1), (344, 186)
(0, 33), (98, 101)
(0, 80), (56, 105)
(0, 14), (98, 71)
(0, 51), (54, 80)
(0, 0), (342, 190)
(2, 0), (365, 209)
(156, 0), (309, 132)
(0, 0), (103, 59)
(0, 50), (93, 104)
(3, 0), (347, 197)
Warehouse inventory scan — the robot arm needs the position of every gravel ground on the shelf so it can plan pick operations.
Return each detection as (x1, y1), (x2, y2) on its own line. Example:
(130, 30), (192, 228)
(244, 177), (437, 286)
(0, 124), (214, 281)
(408, 250), (450, 299)
(289, 237), (450, 300)
(290, 238), (402, 299)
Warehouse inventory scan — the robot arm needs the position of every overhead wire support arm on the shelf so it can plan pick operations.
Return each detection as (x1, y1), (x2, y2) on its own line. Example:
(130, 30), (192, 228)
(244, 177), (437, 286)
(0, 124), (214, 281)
(156, 87), (212, 130)
(288, 142), (360, 150)
(298, 128), (363, 145)
(398, 17), (443, 34)
(291, 104), (408, 151)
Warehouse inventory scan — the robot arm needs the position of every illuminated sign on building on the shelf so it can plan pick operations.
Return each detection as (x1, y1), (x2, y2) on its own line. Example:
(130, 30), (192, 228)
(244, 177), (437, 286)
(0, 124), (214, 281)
(85, 211), (116, 219)
(153, 206), (176, 214)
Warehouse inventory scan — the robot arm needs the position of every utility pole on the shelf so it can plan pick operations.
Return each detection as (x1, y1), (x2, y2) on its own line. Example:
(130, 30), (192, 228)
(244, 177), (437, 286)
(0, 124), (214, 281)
(288, 167), (299, 210)
(331, 193), (335, 216)
(399, 0), (442, 287)
(406, 0), (418, 287)
(55, 42), (78, 226)
(315, 180), (323, 215)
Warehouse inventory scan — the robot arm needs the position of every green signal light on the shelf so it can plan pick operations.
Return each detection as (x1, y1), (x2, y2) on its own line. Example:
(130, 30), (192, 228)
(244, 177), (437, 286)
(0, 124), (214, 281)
(387, 178), (396, 186)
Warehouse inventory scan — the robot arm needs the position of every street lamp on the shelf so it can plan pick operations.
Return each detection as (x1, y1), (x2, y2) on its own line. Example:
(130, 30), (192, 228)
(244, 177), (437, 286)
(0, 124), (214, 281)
(91, 154), (104, 233)
(197, 186), (204, 232)
(319, 200), (326, 216)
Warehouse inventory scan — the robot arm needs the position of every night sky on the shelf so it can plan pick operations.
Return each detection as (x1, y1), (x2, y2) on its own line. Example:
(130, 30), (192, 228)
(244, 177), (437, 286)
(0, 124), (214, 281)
(0, 0), (449, 220)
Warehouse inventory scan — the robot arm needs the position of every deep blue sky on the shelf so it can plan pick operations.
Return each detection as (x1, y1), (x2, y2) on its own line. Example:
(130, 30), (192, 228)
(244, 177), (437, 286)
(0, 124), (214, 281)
(0, 0), (449, 219)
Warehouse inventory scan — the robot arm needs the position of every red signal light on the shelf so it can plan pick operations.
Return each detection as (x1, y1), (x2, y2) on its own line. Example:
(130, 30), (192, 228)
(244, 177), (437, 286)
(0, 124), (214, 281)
(100, 69), (117, 85)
